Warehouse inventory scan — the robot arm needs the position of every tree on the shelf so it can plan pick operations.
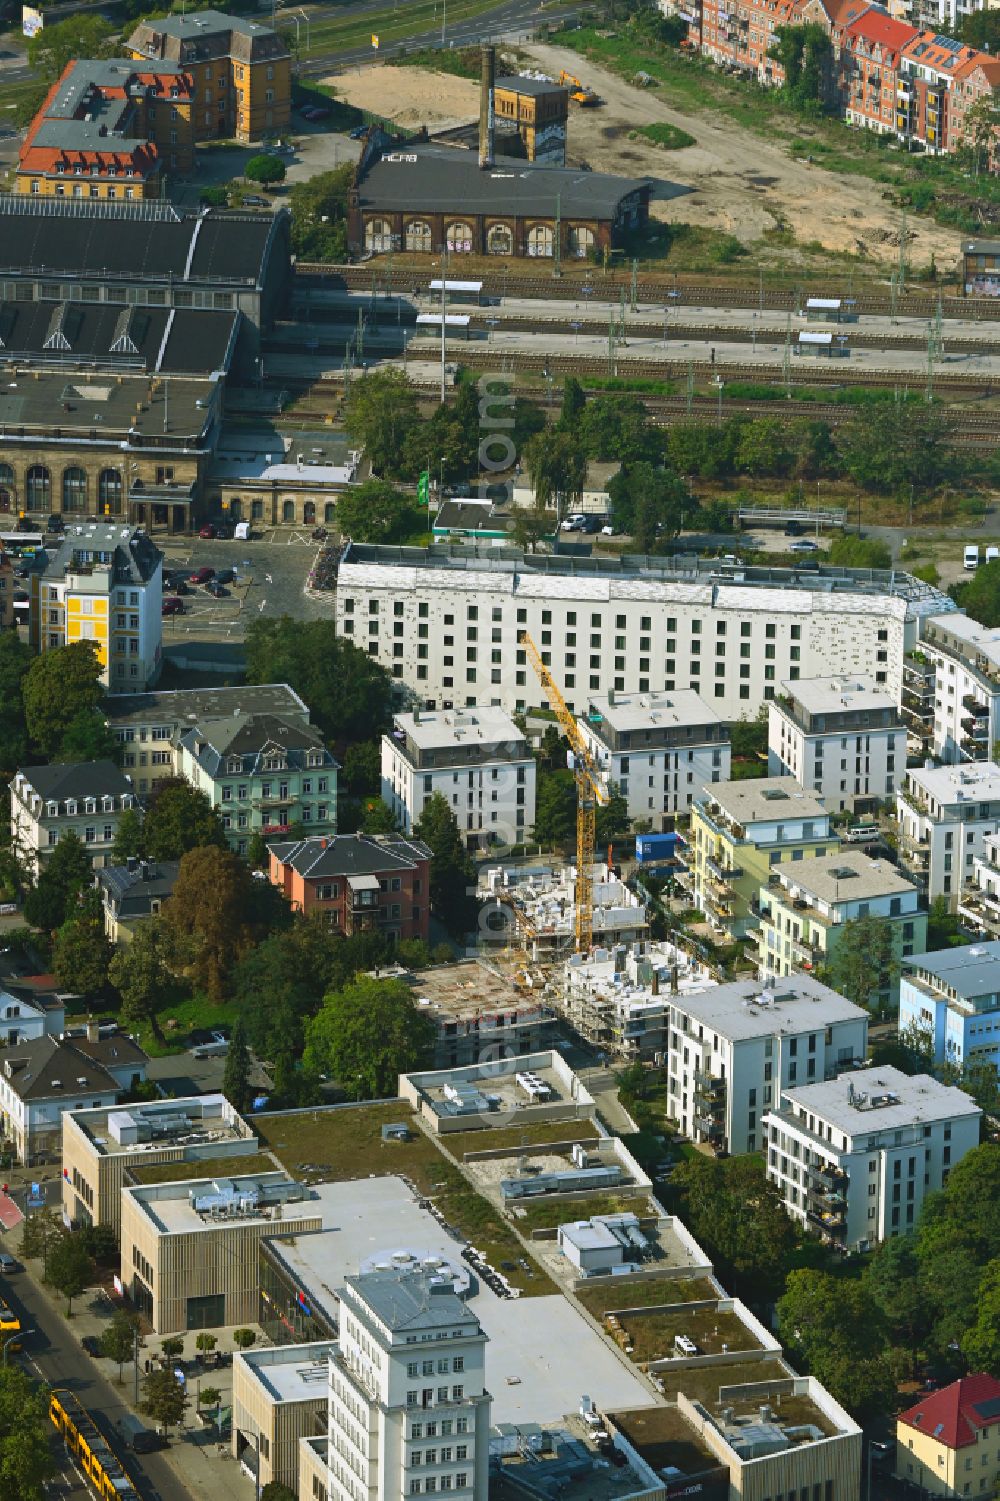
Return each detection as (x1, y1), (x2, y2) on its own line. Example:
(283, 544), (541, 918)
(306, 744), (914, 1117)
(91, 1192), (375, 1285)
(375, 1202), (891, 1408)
(222, 1016), (253, 1114)
(45, 1234), (92, 1315)
(607, 462), (689, 548)
(109, 920), (173, 1042)
(558, 377), (586, 430)
(245, 153), (286, 185)
(669, 1155), (798, 1301)
(199, 1385), (223, 1414)
(244, 617), (392, 746)
(261, 1485), (299, 1501)
(596, 789), (630, 846)
(195, 1332), (218, 1359)
(0, 1365), (56, 1501)
(161, 846), (266, 999)
(578, 395), (662, 466)
(233, 1328), (257, 1351)
(342, 741), (381, 798)
(523, 427), (587, 518)
(287, 164), (353, 261)
(954, 559), (1000, 628)
(531, 770), (577, 847)
(777, 1269), (895, 1421)
(335, 480), (416, 542)
(825, 913), (899, 1017)
(28, 14), (114, 78)
(769, 23), (834, 112)
(736, 419), (793, 478)
(826, 533), (892, 570)
(53, 895), (113, 999)
(863, 1235), (930, 1352)
(111, 809), (144, 864)
(305, 975), (436, 1099)
(413, 793), (478, 935)
(510, 508), (551, 553)
(140, 1368), (189, 1436)
(917, 1144), (1000, 1267)
(361, 798), (399, 835)
(19, 1209), (60, 1268)
(161, 1338), (184, 1360)
(960, 7), (1000, 48)
(142, 778), (227, 862)
(837, 403), (954, 494)
(246, 831), (269, 871)
(344, 369), (421, 478)
(23, 832), (91, 932)
(57, 711), (119, 764)
(99, 1310), (139, 1385)
(0, 634), (32, 777)
(22, 642), (105, 760)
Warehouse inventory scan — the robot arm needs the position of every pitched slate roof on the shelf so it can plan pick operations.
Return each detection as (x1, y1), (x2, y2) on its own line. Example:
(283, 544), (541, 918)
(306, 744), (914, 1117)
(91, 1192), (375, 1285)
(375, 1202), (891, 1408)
(269, 834), (431, 880)
(16, 761), (134, 802)
(899, 1376), (1000, 1450)
(179, 714), (336, 778)
(0, 1035), (121, 1102)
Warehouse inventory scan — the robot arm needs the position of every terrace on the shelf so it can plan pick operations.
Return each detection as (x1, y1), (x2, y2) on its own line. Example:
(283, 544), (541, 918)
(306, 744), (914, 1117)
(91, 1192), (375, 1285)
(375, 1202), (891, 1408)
(575, 1274), (719, 1322)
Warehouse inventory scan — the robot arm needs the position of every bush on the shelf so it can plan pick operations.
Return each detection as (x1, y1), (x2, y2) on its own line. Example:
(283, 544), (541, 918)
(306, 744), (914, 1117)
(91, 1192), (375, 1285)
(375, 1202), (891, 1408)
(244, 154), (285, 186)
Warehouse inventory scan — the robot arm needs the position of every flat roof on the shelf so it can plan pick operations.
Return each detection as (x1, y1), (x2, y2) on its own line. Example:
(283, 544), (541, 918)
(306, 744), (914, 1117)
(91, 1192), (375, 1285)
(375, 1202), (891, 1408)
(775, 1065), (981, 1135)
(428, 279), (483, 291)
(902, 941), (1000, 999)
(805, 298), (843, 309)
(495, 75), (566, 97)
(126, 1170), (315, 1234)
(266, 1176), (656, 1425)
(239, 1341), (337, 1406)
(582, 689), (724, 735)
(924, 611), (1000, 667)
(337, 543), (950, 612)
(210, 427), (360, 487)
(415, 313), (471, 328)
(105, 683), (308, 728)
(671, 976), (868, 1042)
(776, 674), (898, 718)
(405, 960), (549, 1023)
(904, 760), (1000, 806)
(772, 850), (918, 904)
(0, 370), (215, 444)
(391, 706), (526, 753)
(699, 777), (828, 826)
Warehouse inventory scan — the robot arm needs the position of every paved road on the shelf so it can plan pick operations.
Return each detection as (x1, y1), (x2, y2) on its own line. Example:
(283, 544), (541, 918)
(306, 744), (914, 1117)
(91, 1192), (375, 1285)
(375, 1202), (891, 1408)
(4, 1270), (195, 1501)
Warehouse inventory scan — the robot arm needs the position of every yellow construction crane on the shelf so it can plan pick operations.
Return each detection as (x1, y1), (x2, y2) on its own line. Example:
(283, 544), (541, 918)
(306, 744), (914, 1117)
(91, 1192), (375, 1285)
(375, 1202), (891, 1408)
(521, 631), (609, 954)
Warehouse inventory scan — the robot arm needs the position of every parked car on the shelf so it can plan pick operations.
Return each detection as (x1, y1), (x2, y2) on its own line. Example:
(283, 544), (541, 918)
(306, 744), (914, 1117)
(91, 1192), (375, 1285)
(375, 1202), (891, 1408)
(214, 567), (236, 585)
(0, 1252), (19, 1274)
(214, 523), (233, 540)
(306, 105), (330, 120)
(115, 1414), (163, 1454)
(46, 514), (64, 533)
(172, 579), (191, 596)
(349, 123), (368, 139)
(242, 194), (271, 207)
(561, 513), (587, 532)
(191, 1030), (229, 1058)
(784, 520), (804, 536)
(81, 1335), (101, 1356)
(207, 581), (230, 598)
(189, 566), (215, 584)
(199, 523), (217, 539)
(788, 539), (819, 553)
(161, 597), (185, 616)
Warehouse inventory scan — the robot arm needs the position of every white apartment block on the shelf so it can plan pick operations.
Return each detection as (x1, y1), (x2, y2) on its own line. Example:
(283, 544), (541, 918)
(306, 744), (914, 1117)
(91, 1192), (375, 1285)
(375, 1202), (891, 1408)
(323, 1270), (490, 1501)
(920, 613), (1000, 763)
(560, 939), (716, 1060)
(899, 941), (1000, 1072)
(958, 832), (1000, 940)
(335, 544), (949, 719)
(764, 1065), (981, 1250)
(29, 522), (163, 692)
(767, 675), (905, 813)
(10, 761), (137, 877)
(897, 761), (1000, 910)
(576, 689), (730, 830)
(665, 976), (869, 1157)
(382, 707), (535, 849)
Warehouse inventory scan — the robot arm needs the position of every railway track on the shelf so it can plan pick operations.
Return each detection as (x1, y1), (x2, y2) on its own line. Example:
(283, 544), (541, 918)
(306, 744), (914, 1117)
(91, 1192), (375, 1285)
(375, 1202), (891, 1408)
(296, 262), (1000, 322)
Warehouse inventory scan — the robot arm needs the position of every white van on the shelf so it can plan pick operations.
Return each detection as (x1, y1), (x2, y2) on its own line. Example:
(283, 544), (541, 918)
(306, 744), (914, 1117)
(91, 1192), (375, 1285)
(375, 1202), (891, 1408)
(965, 545), (980, 570)
(234, 521), (251, 541)
(988, 546), (1000, 565)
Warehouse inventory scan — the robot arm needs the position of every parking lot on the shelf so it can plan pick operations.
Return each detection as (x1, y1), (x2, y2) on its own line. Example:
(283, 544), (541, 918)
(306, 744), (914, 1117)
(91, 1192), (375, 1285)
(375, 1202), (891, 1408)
(157, 532), (336, 642)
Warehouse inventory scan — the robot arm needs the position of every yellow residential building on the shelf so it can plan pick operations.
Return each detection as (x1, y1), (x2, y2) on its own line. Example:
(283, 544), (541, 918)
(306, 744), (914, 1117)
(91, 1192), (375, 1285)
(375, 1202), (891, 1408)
(896, 1375), (1000, 1498)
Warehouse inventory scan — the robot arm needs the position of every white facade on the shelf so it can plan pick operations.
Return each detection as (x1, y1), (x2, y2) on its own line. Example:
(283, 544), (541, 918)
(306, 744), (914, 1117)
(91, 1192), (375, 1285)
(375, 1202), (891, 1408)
(665, 977), (869, 1157)
(0, 1042), (121, 1165)
(920, 613), (1000, 764)
(958, 832), (1000, 939)
(324, 1271), (490, 1501)
(764, 1065), (981, 1250)
(897, 761), (1000, 910)
(335, 544), (948, 719)
(576, 689), (730, 830)
(767, 675), (904, 812)
(9, 762), (138, 878)
(560, 939), (715, 1060)
(899, 941), (1000, 1071)
(382, 708), (535, 848)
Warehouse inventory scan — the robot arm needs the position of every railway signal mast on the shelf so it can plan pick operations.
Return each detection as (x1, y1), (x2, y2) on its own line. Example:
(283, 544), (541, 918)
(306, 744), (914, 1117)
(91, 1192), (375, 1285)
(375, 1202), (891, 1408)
(520, 632), (609, 953)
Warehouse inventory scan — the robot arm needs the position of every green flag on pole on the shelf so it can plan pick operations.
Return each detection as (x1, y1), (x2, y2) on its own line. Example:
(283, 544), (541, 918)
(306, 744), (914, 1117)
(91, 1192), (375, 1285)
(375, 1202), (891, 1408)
(417, 470), (430, 506)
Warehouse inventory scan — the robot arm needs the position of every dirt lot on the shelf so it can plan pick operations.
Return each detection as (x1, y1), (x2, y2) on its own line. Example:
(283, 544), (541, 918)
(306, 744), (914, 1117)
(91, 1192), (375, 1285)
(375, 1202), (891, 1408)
(330, 49), (957, 264)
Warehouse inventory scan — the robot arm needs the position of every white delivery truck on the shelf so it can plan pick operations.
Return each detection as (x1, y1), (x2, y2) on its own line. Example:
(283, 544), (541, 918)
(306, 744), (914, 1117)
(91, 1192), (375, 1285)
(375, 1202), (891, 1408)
(965, 545), (980, 570)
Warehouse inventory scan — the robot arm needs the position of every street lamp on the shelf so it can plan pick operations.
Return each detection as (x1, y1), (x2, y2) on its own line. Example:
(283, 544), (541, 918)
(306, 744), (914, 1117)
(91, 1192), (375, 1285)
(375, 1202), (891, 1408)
(3, 1328), (33, 1365)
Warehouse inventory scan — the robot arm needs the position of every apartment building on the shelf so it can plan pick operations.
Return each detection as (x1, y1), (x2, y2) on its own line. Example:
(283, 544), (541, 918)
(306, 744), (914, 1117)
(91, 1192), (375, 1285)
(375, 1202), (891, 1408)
(105, 684), (310, 797)
(10, 761), (137, 877)
(560, 939), (715, 1061)
(899, 941), (1000, 1071)
(0, 1036), (128, 1165)
(16, 59), (195, 199)
(896, 761), (1000, 909)
(334, 543), (945, 720)
(896, 30), (992, 152)
(62, 1092), (260, 1232)
(767, 674), (904, 812)
(764, 1065), (980, 1250)
(381, 707), (535, 850)
(840, 11), (915, 135)
(687, 778), (834, 938)
(664, 976), (869, 1157)
(576, 689), (731, 830)
(896, 1375), (1000, 1499)
(319, 1269), (490, 1501)
(958, 833), (1000, 939)
(267, 834), (432, 944)
(127, 9), (291, 143)
(920, 613), (1000, 763)
(696, 0), (800, 84)
(756, 850), (926, 997)
(902, 650), (936, 756)
(95, 859), (179, 943)
(177, 712), (338, 856)
(29, 523), (163, 692)
(403, 960), (556, 1068)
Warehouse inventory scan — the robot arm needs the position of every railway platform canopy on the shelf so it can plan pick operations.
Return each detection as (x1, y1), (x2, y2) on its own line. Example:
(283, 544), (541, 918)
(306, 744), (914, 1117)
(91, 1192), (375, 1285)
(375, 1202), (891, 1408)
(428, 279), (484, 305)
(736, 506), (847, 529)
(796, 330), (850, 358)
(805, 297), (858, 323)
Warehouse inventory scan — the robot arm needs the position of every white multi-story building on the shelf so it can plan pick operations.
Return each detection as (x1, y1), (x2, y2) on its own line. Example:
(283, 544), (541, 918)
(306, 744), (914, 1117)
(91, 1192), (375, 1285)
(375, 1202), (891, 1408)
(896, 761), (1000, 910)
(335, 543), (950, 718)
(323, 1269), (490, 1501)
(29, 522), (163, 692)
(576, 689), (730, 830)
(899, 941), (1000, 1072)
(664, 975), (869, 1157)
(382, 707), (535, 850)
(920, 613), (1000, 764)
(958, 831), (1000, 939)
(767, 674), (905, 813)
(560, 939), (716, 1060)
(764, 1065), (981, 1250)
(10, 761), (138, 877)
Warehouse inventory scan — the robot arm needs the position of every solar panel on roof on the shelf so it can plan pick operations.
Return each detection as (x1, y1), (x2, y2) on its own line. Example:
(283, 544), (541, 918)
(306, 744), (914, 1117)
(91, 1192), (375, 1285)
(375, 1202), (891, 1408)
(973, 1398), (1000, 1421)
(932, 34), (963, 50)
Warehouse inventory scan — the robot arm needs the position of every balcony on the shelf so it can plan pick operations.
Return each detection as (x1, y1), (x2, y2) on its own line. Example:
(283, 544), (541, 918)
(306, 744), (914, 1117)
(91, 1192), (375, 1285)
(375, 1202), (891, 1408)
(963, 695), (988, 717)
(694, 1069), (726, 1101)
(806, 1209), (846, 1241)
(706, 855), (743, 882)
(791, 935), (820, 966)
(694, 1112), (725, 1139)
(810, 1162), (849, 1192)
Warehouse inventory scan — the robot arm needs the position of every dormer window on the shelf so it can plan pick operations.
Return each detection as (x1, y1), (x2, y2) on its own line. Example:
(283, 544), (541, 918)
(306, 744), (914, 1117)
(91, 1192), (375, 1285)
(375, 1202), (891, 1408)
(227, 757), (241, 775)
(102, 797), (113, 812)
(46, 801), (58, 818)
(56, 162), (65, 173)
(66, 801), (77, 817)
(85, 799), (96, 815)
(307, 751), (323, 768)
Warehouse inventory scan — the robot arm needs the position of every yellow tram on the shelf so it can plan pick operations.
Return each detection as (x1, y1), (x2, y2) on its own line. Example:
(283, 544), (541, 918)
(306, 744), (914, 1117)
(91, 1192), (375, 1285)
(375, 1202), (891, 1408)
(49, 1389), (142, 1501)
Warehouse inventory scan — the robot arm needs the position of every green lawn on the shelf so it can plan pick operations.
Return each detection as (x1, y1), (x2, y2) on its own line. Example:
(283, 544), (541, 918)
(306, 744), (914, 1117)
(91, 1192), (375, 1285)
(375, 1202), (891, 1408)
(576, 1273), (718, 1319)
(127, 1151), (278, 1186)
(630, 122), (696, 151)
(515, 1191), (655, 1232)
